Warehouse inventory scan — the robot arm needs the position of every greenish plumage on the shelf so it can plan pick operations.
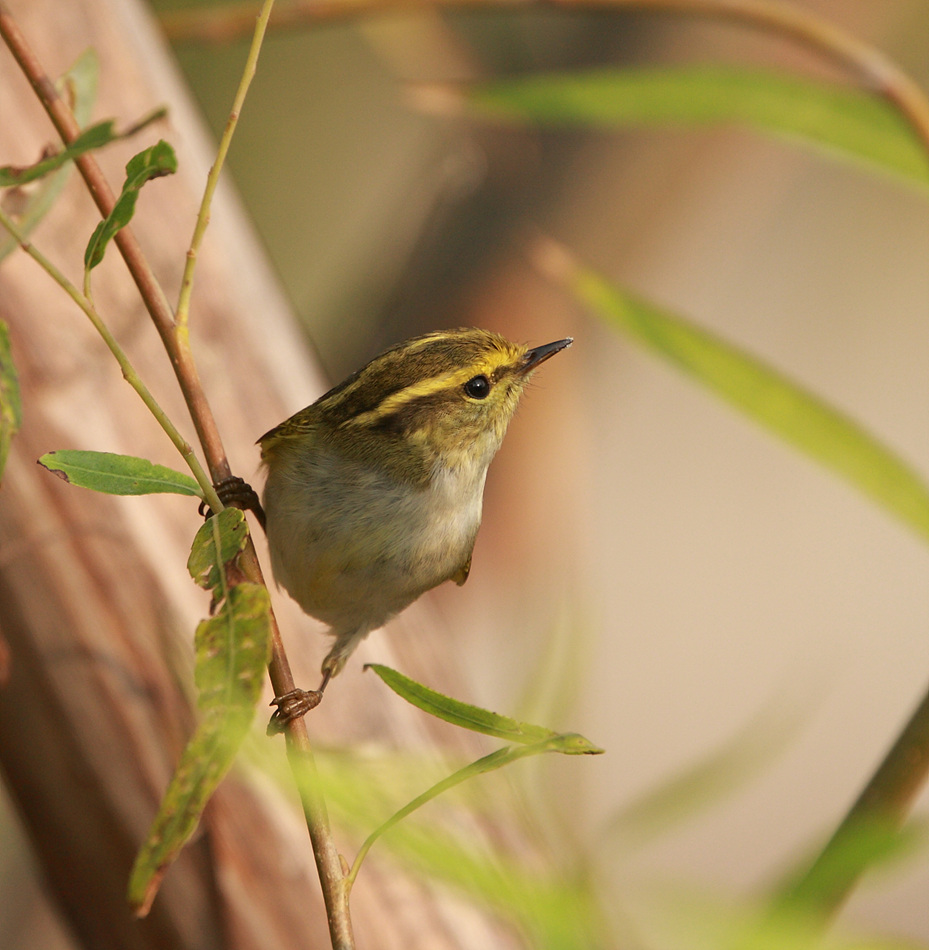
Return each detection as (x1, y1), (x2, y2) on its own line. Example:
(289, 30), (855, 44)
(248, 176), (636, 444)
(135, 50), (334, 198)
(260, 327), (571, 683)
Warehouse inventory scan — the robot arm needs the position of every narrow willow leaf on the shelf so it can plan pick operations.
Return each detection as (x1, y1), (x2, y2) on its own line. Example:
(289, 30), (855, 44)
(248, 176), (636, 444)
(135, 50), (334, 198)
(188, 507), (249, 592)
(556, 254), (929, 545)
(0, 106), (166, 189)
(0, 49), (98, 263)
(350, 735), (603, 883)
(84, 140), (177, 270)
(38, 450), (202, 497)
(366, 664), (603, 752)
(59, 47), (100, 122)
(128, 582), (271, 916)
(467, 66), (929, 190)
(0, 121), (117, 188)
(0, 321), (22, 478)
(380, 821), (608, 948)
(773, 818), (926, 918)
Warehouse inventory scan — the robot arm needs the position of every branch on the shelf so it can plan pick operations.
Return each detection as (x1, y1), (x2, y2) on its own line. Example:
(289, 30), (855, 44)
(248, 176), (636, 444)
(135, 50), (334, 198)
(0, 204), (218, 507)
(0, 6), (354, 946)
(176, 0), (275, 326)
(155, 0), (929, 154)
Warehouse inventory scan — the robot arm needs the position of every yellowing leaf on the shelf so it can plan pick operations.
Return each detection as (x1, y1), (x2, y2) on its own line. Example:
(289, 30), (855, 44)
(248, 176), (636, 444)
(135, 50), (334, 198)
(128, 582), (271, 916)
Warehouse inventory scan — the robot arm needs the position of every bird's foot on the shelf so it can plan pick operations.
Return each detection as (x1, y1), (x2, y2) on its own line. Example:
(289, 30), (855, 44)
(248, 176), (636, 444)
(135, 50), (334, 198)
(199, 475), (266, 529)
(266, 672), (331, 736)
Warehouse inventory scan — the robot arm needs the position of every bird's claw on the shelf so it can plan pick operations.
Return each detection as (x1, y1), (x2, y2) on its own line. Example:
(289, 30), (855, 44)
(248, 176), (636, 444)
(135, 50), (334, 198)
(200, 475), (266, 528)
(267, 687), (324, 735)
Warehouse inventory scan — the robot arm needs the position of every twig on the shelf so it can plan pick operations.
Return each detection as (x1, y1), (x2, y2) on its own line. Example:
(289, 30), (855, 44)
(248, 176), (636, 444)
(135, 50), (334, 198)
(0, 4), (222, 470)
(154, 0), (929, 157)
(0, 204), (220, 510)
(0, 6), (354, 947)
(9, 0), (929, 939)
(176, 0), (275, 326)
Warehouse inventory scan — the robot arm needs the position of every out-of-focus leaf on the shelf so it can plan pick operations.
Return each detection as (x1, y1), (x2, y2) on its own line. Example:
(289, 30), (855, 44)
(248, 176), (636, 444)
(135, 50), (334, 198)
(58, 47), (99, 122)
(38, 450), (201, 497)
(772, 817), (927, 919)
(632, 880), (918, 950)
(553, 252), (929, 545)
(467, 66), (929, 190)
(350, 734), (602, 883)
(0, 49), (98, 263)
(381, 820), (609, 949)
(128, 581), (271, 916)
(366, 663), (602, 751)
(0, 321), (22, 479)
(84, 140), (177, 270)
(607, 702), (806, 850)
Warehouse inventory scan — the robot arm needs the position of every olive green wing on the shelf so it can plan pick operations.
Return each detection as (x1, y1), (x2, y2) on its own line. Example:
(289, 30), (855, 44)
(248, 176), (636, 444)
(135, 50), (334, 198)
(450, 553), (472, 586)
(258, 406), (317, 460)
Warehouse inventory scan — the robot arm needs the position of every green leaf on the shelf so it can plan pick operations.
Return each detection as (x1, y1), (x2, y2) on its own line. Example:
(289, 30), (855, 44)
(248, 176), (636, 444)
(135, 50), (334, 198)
(467, 66), (929, 190)
(0, 105), (166, 189)
(349, 735), (602, 884)
(0, 121), (117, 188)
(38, 450), (202, 497)
(0, 321), (22, 479)
(0, 50), (99, 263)
(188, 507), (249, 592)
(128, 581), (271, 916)
(84, 140), (177, 270)
(376, 821), (608, 948)
(564, 260), (929, 545)
(773, 817), (927, 919)
(59, 47), (100, 125)
(366, 664), (604, 752)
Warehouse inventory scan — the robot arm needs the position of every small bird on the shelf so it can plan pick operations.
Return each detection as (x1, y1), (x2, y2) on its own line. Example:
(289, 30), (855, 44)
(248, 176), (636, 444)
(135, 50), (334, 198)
(227, 327), (571, 722)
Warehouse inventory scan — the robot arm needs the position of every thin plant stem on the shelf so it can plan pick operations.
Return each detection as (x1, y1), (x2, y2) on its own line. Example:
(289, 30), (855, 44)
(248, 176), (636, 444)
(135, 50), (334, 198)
(134, 0), (929, 925)
(0, 3), (225, 474)
(0, 205), (222, 512)
(0, 7), (354, 947)
(176, 0), (276, 327)
(155, 0), (929, 157)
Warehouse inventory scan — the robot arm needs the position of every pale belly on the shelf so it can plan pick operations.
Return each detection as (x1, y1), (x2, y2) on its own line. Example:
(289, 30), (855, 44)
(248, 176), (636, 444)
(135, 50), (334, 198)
(263, 448), (485, 636)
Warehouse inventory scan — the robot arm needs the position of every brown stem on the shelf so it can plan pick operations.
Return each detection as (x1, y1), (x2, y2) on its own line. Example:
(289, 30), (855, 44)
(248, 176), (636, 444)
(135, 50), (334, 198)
(8, 0), (928, 939)
(155, 0), (929, 156)
(0, 5), (353, 946)
(0, 3), (226, 478)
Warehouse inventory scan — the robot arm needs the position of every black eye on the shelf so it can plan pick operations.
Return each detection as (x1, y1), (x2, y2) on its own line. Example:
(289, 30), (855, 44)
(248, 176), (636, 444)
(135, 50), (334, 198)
(463, 374), (491, 399)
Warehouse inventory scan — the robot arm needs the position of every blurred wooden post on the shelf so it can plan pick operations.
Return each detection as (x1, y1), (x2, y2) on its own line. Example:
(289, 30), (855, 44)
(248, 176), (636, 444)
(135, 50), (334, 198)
(0, 0), (518, 947)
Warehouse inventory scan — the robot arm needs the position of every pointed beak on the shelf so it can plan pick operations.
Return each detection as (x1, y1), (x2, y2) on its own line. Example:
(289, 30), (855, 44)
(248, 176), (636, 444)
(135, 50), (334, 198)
(520, 337), (573, 374)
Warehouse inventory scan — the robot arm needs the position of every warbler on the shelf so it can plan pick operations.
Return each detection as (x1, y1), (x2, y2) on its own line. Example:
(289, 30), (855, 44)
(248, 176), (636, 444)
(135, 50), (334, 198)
(223, 328), (571, 720)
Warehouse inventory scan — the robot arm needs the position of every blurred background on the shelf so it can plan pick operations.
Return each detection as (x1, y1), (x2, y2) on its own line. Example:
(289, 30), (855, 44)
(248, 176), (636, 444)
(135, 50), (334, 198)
(2, 0), (928, 945)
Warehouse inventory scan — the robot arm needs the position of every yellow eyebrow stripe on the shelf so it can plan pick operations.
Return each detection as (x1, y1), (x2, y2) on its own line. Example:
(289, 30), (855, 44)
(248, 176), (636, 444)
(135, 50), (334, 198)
(344, 367), (477, 427)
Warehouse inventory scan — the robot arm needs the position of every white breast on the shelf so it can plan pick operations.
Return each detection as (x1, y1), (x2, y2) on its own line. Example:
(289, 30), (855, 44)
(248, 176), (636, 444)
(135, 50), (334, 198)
(263, 443), (490, 635)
